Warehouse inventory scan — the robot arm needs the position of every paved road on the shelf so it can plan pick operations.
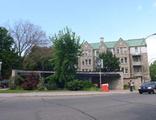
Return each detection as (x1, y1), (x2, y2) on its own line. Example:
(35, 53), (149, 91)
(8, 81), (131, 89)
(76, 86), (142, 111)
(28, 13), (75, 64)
(0, 93), (156, 120)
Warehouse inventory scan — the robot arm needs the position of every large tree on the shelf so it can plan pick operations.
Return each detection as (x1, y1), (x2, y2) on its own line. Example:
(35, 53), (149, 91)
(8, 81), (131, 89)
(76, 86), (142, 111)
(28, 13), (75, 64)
(99, 51), (120, 72)
(23, 46), (53, 71)
(0, 27), (20, 79)
(51, 28), (81, 88)
(9, 21), (48, 58)
(150, 61), (156, 81)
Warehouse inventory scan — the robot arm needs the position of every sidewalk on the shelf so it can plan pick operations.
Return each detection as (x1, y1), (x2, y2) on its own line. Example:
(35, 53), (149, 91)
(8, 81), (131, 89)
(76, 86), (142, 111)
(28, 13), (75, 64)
(0, 90), (137, 98)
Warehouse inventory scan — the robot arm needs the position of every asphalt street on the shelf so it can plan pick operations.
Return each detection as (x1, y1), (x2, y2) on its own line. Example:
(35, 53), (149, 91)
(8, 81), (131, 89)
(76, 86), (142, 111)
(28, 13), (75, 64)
(0, 93), (156, 120)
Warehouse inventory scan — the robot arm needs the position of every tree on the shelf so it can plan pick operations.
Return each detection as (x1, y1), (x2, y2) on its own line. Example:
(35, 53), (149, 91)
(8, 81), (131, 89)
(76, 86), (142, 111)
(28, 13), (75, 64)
(9, 21), (48, 58)
(23, 46), (53, 71)
(150, 61), (156, 81)
(0, 27), (20, 79)
(99, 51), (120, 72)
(51, 28), (81, 88)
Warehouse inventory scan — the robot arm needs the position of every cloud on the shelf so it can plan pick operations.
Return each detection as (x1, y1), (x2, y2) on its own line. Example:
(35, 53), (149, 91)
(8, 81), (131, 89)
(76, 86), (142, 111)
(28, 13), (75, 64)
(137, 5), (143, 11)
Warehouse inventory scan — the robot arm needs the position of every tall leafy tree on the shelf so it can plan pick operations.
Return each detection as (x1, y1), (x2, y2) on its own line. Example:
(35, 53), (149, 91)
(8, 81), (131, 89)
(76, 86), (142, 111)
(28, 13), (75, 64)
(51, 28), (81, 88)
(99, 51), (120, 72)
(150, 61), (156, 81)
(0, 27), (20, 79)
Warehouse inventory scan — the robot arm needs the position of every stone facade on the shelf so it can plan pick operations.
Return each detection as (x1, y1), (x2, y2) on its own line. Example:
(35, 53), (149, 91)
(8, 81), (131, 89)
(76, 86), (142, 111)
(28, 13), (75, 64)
(78, 37), (150, 89)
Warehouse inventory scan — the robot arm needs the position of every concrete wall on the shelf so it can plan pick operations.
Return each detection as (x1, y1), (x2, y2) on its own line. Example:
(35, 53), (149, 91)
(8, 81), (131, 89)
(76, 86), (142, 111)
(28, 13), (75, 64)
(123, 77), (142, 90)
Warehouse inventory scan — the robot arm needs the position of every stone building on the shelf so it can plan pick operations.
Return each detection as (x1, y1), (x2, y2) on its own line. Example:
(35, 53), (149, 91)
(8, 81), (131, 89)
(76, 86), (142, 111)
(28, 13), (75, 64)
(78, 37), (150, 88)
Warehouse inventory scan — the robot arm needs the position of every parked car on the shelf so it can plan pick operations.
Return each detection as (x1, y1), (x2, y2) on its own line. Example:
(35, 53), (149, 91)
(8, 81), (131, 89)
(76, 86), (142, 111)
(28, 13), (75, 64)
(138, 81), (156, 94)
(0, 80), (9, 88)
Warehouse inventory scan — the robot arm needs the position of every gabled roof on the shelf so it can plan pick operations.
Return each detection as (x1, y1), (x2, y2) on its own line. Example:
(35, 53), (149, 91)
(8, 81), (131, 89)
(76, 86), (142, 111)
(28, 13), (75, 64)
(90, 38), (146, 49)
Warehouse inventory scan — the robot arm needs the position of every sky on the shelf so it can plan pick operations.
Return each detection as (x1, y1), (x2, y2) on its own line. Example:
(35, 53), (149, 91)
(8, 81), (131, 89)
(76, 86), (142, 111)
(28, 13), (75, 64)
(0, 0), (156, 62)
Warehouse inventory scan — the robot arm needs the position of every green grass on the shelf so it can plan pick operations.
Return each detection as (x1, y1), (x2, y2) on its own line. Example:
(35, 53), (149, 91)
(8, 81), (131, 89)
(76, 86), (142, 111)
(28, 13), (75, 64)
(0, 89), (33, 93)
(83, 87), (101, 91)
(0, 89), (73, 93)
(0, 88), (101, 93)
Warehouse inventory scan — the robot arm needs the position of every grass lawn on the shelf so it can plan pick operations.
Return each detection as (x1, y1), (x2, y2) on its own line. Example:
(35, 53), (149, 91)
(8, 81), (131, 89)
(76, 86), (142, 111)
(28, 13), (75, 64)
(0, 89), (37, 93)
(0, 87), (100, 93)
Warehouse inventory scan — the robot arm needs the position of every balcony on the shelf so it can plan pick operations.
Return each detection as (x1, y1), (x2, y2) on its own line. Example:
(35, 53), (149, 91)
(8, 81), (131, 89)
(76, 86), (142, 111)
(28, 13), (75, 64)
(133, 61), (142, 66)
(133, 72), (142, 77)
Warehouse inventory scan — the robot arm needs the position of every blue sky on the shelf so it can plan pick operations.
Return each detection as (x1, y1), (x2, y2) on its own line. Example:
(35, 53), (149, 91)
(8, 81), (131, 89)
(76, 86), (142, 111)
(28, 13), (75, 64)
(0, 0), (156, 61)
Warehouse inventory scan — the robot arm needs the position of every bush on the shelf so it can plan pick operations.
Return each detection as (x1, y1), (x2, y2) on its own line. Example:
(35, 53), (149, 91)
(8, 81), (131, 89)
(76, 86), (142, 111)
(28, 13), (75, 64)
(66, 80), (83, 91)
(124, 84), (129, 90)
(45, 75), (58, 90)
(82, 81), (94, 88)
(21, 74), (39, 90)
(14, 75), (25, 86)
(66, 80), (95, 91)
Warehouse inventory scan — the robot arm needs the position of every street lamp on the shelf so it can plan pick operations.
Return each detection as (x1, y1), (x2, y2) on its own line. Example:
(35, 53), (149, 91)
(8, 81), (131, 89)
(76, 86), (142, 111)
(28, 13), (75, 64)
(149, 58), (156, 65)
(145, 33), (156, 39)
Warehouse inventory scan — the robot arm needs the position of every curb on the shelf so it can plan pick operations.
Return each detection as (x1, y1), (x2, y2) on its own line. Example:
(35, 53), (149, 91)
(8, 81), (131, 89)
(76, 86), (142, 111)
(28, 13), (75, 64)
(0, 91), (136, 98)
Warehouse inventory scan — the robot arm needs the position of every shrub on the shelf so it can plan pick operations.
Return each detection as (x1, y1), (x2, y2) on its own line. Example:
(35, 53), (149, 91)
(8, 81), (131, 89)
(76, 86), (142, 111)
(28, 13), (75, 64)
(82, 81), (94, 88)
(14, 74), (25, 86)
(124, 84), (129, 90)
(66, 80), (83, 91)
(66, 80), (95, 91)
(21, 74), (39, 90)
(45, 75), (58, 90)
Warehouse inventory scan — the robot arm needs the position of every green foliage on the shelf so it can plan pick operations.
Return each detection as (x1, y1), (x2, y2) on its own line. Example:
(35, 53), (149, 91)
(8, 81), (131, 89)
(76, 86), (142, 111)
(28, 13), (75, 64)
(66, 80), (95, 91)
(99, 51), (120, 72)
(124, 84), (129, 90)
(14, 75), (25, 86)
(51, 27), (81, 88)
(150, 61), (156, 81)
(23, 46), (53, 70)
(66, 80), (84, 91)
(0, 27), (21, 79)
(45, 75), (58, 90)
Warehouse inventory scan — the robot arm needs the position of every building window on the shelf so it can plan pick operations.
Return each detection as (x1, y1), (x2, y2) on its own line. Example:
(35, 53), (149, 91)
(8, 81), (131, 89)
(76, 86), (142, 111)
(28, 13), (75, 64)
(134, 66), (142, 72)
(89, 59), (91, 65)
(125, 68), (128, 73)
(85, 59), (88, 65)
(120, 48), (123, 54)
(82, 61), (84, 65)
(124, 57), (127, 63)
(96, 51), (99, 56)
(121, 58), (123, 63)
(135, 47), (138, 52)
(117, 48), (119, 54)
(121, 67), (124, 73)
(133, 56), (141, 62)
(123, 47), (127, 54)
